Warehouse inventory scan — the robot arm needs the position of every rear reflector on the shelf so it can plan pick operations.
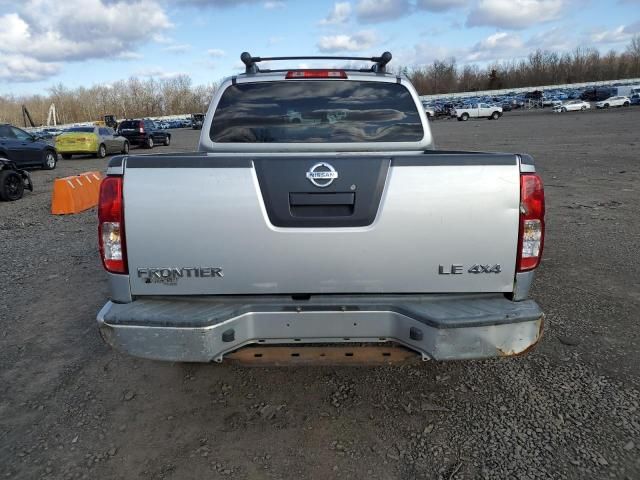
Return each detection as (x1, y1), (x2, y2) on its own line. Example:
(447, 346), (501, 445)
(286, 70), (347, 79)
(517, 173), (545, 272)
(98, 176), (127, 274)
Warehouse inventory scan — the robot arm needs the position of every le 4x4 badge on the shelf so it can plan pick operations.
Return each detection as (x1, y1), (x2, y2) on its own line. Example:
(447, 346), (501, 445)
(439, 264), (501, 275)
(468, 264), (501, 274)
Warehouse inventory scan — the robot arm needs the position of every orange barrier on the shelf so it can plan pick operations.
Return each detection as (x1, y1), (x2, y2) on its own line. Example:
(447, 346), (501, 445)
(51, 171), (104, 215)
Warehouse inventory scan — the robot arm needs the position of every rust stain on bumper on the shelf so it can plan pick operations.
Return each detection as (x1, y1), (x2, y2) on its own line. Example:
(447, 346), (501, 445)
(497, 315), (545, 357)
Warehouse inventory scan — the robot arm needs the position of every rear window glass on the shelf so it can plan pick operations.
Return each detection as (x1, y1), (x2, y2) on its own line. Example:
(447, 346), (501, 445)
(67, 127), (95, 132)
(210, 80), (424, 143)
(119, 121), (140, 129)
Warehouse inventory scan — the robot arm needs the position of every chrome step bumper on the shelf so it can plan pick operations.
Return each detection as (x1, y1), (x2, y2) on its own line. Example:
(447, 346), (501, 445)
(97, 294), (544, 363)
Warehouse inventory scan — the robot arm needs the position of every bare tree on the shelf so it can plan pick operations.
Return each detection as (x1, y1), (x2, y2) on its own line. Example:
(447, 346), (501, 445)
(0, 76), (219, 126)
(627, 34), (640, 75)
(407, 39), (640, 95)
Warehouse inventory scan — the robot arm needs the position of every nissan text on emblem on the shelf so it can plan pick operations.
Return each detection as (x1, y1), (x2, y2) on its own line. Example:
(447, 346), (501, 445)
(306, 162), (338, 188)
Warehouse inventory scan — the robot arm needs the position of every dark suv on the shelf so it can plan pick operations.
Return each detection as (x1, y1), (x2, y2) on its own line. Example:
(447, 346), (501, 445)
(580, 88), (614, 102)
(0, 124), (57, 170)
(116, 119), (171, 149)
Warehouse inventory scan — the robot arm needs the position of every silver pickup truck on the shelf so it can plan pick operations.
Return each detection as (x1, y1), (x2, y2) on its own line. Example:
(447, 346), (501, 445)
(97, 52), (545, 364)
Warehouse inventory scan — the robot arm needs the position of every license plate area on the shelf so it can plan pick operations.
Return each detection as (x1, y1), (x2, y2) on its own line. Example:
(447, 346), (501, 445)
(225, 343), (419, 366)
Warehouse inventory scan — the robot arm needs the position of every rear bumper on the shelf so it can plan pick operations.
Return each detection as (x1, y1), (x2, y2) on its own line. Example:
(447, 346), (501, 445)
(56, 144), (97, 154)
(97, 294), (544, 363)
(119, 135), (147, 145)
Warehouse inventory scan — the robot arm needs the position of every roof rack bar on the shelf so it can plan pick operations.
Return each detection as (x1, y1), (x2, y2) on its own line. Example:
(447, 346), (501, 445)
(240, 51), (392, 74)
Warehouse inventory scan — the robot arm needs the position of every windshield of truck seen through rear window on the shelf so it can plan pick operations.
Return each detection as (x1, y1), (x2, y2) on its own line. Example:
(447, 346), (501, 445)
(210, 80), (424, 143)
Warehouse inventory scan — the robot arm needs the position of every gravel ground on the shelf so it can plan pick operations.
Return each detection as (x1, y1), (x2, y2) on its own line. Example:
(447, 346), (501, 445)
(1, 109), (639, 480)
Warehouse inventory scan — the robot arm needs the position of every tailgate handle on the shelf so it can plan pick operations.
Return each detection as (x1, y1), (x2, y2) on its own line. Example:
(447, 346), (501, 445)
(289, 192), (355, 206)
(289, 192), (355, 218)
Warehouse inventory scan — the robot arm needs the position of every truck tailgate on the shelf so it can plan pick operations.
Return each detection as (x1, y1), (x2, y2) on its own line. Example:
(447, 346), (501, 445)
(123, 153), (520, 295)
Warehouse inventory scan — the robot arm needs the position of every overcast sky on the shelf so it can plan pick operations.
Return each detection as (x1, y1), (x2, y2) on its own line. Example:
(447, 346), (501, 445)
(0, 0), (639, 95)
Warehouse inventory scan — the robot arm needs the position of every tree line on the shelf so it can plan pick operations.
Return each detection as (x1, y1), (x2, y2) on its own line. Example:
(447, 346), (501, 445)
(0, 75), (217, 127)
(404, 36), (640, 95)
(1, 36), (639, 127)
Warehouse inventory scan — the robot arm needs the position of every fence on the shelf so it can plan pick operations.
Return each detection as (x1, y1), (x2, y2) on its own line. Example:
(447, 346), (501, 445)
(419, 78), (640, 101)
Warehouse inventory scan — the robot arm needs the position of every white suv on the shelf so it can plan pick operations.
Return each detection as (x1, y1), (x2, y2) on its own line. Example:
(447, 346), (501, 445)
(595, 96), (631, 108)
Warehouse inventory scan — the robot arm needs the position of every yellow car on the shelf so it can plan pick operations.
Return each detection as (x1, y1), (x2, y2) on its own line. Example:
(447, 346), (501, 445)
(56, 126), (129, 159)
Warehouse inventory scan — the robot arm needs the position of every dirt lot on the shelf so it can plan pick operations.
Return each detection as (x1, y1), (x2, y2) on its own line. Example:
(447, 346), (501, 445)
(1, 108), (639, 480)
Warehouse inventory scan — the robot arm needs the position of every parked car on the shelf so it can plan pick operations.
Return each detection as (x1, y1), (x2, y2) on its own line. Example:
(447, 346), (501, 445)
(630, 93), (640, 105)
(41, 127), (65, 137)
(453, 103), (503, 121)
(553, 100), (591, 112)
(116, 119), (171, 148)
(421, 102), (436, 118)
(96, 51), (545, 364)
(56, 126), (129, 159)
(433, 103), (452, 117)
(0, 158), (33, 201)
(525, 90), (543, 100)
(191, 113), (205, 129)
(581, 88), (614, 102)
(103, 115), (118, 129)
(0, 123), (57, 170)
(595, 96), (631, 109)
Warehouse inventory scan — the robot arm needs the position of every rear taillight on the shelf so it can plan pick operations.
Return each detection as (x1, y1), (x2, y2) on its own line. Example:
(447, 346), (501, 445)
(517, 173), (545, 272)
(98, 176), (127, 274)
(285, 70), (347, 79)
(139, 121), (145, 134)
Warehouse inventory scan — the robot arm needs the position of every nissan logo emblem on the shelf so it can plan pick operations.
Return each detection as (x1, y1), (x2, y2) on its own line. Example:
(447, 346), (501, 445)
(306, 162), (338, 188)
